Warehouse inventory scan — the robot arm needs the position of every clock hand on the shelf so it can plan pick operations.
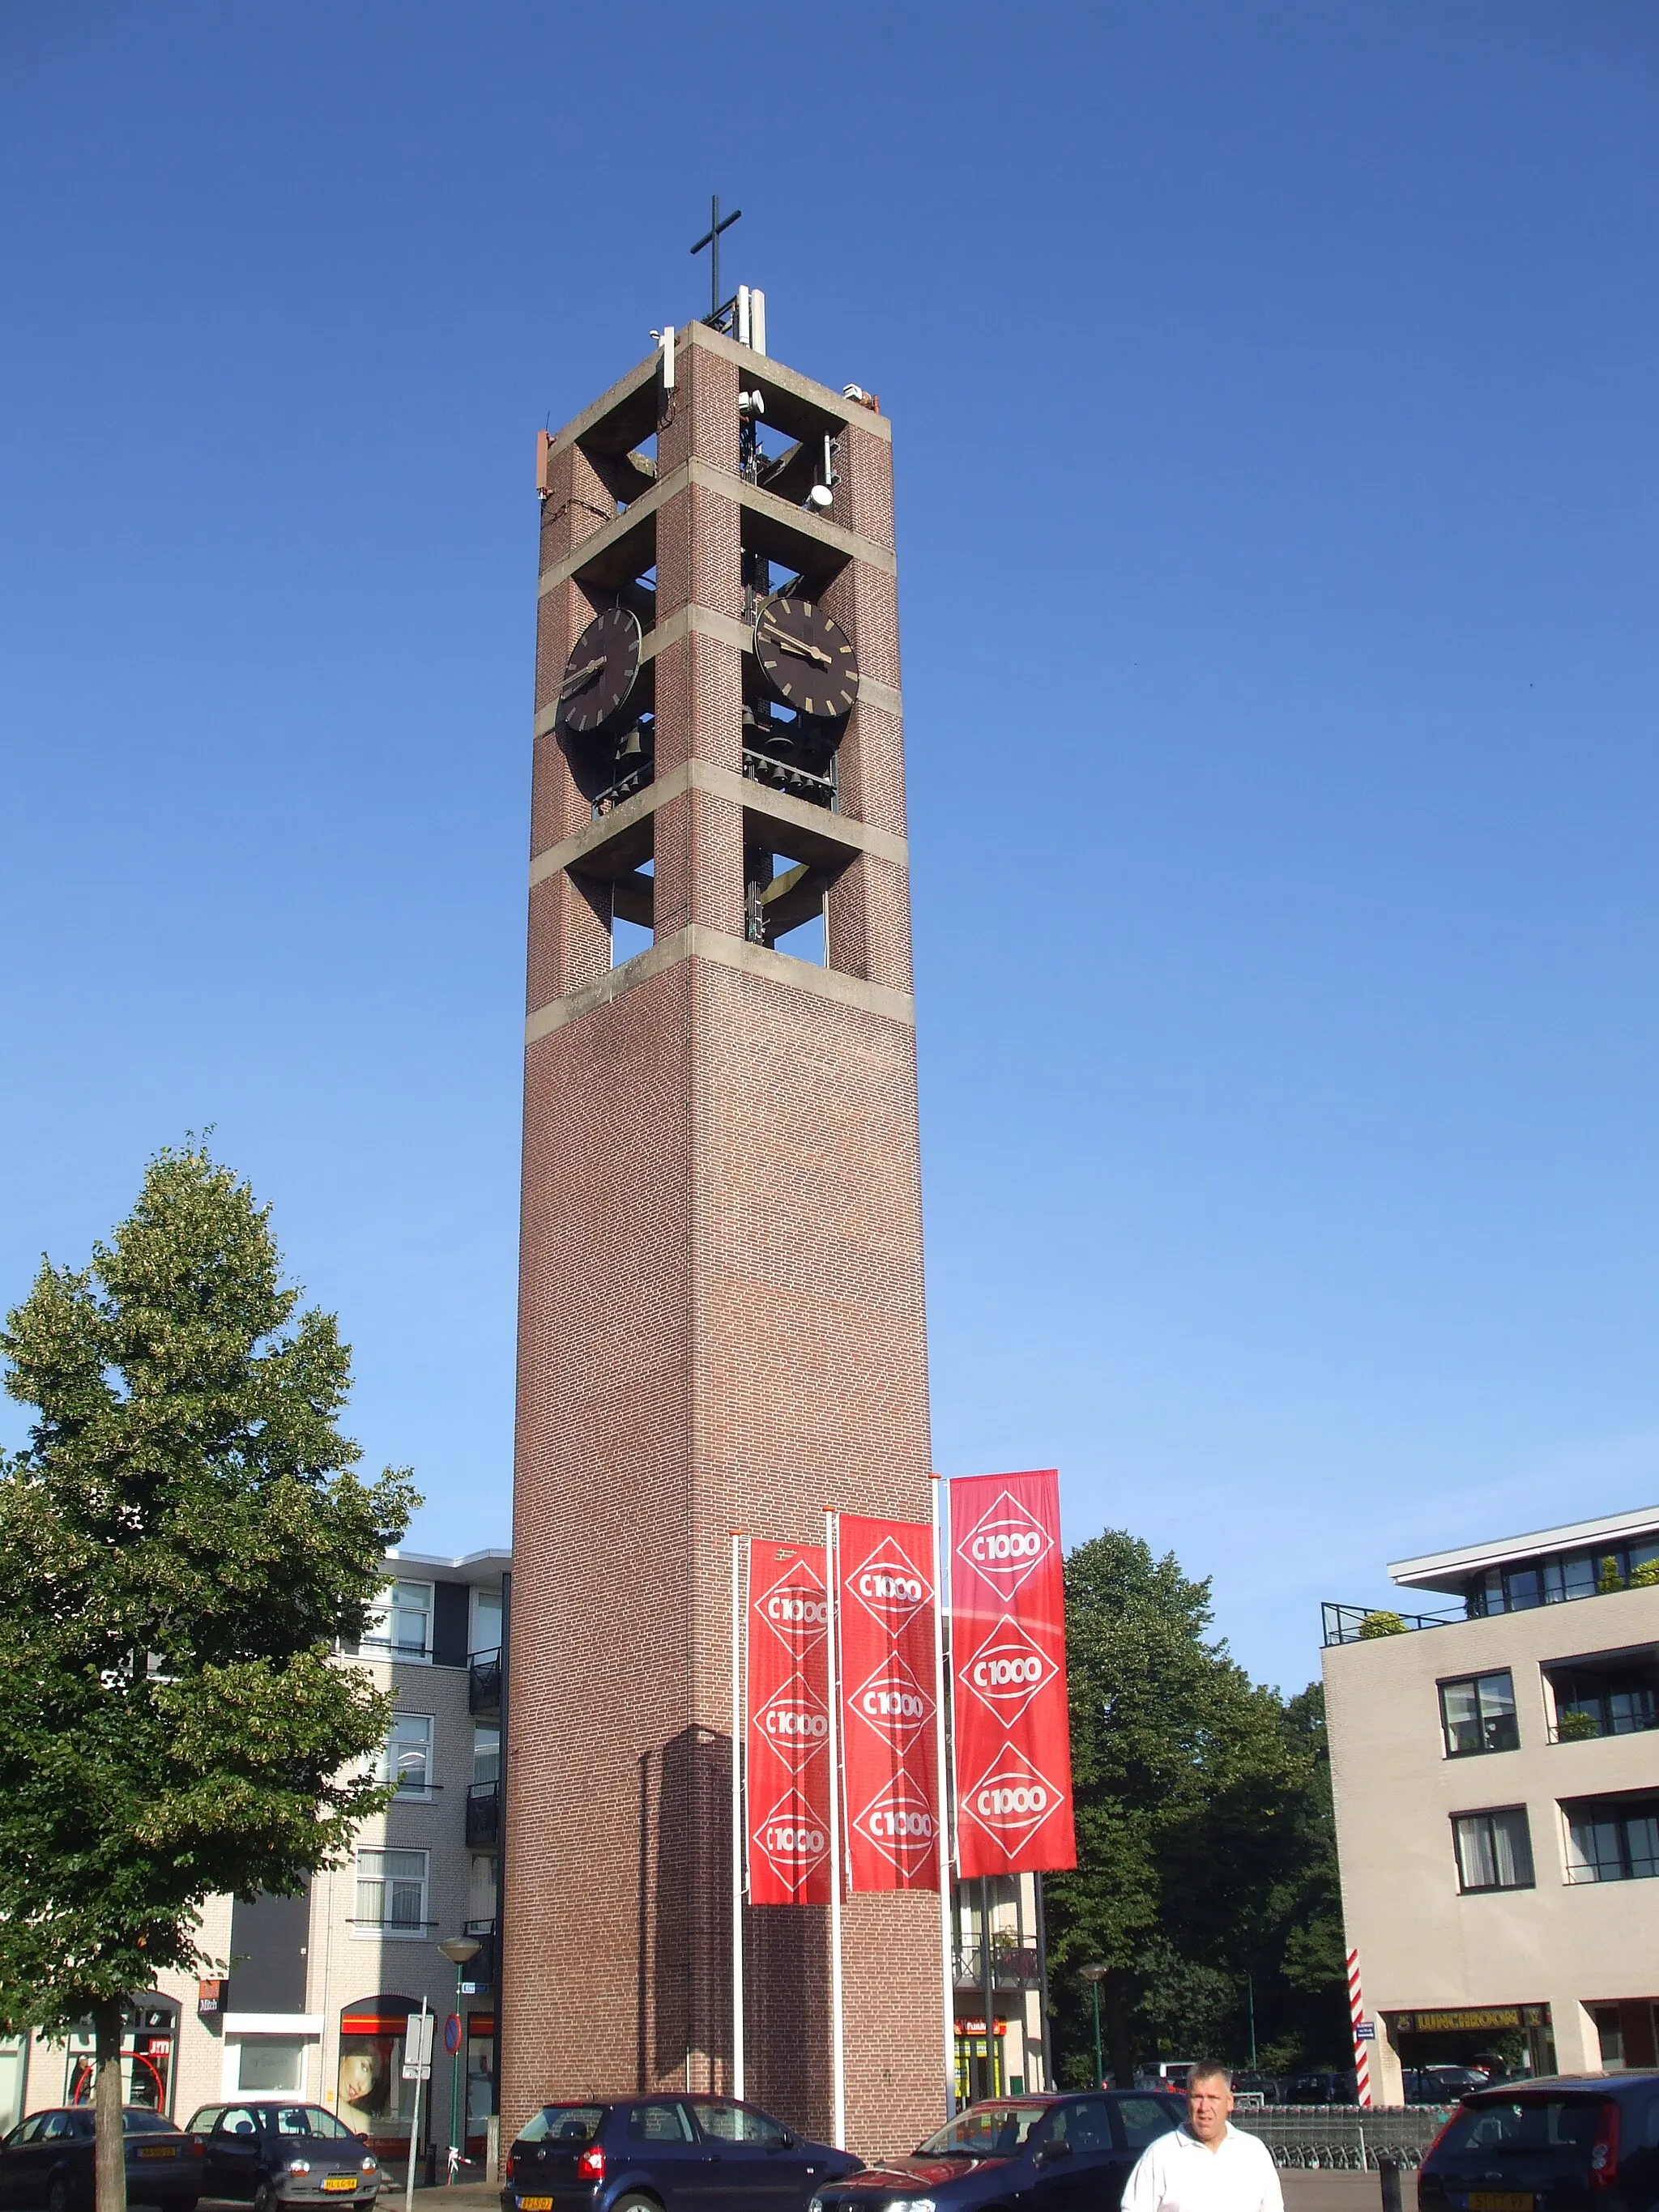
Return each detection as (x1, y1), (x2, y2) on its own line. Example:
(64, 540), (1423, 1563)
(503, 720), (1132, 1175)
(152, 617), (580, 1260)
(560, 655), (608, 698)
(757, 625), (833, 668)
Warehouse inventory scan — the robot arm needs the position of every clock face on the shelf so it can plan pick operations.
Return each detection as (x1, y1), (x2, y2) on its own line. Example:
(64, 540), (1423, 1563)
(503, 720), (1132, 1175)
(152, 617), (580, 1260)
(753, 595), (859, 719)
(557, 607), (642, 735)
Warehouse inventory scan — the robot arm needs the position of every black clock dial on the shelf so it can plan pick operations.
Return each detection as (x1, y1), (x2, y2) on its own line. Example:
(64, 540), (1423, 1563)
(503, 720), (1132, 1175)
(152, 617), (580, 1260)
(557, 607), (642, 735)
(753, 595), (859, 719)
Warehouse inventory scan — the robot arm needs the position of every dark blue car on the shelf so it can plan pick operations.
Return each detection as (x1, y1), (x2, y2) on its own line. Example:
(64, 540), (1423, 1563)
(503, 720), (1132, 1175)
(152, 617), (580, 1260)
(807, 2093), (1187, 2212)
(1418, 2073), (1659, 2212)
(502, 2096), (859, 2212)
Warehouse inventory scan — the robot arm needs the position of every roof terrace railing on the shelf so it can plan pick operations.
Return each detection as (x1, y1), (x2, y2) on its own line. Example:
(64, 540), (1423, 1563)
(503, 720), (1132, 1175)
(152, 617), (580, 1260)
(1322, 1600), (1468, 1647)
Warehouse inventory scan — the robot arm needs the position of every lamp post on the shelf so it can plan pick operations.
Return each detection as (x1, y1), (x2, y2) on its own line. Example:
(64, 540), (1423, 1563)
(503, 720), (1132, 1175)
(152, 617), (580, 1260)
(437, 1938), (480, 2180)
(1080, 1964), (1107, 2089)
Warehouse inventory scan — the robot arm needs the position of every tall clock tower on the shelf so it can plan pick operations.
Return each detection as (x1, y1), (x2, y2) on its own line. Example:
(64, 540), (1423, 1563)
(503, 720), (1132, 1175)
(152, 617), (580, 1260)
(501, 312), (938, 2150)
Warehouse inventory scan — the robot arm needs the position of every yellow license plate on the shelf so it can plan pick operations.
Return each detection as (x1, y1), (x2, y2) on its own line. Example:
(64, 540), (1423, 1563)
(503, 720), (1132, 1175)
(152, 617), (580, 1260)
(520, 2197), (554, 2209)
(322, 2182), (358, 2194)
(138, 2148), (176, 2160)
(1469, 2194), (1531, 2209)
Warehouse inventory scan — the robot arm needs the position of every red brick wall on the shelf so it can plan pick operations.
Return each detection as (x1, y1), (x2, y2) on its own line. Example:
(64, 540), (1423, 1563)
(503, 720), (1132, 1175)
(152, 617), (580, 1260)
(505, 326), (939, 2158)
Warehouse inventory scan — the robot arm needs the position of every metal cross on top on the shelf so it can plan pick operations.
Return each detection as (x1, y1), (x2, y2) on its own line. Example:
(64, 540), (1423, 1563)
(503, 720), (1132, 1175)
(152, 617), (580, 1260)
(690, 194), (742, 320)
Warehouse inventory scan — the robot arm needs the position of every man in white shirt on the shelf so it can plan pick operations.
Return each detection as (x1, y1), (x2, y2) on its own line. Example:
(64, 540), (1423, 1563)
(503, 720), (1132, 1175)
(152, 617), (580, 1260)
(1120, 2063), (1284, 2212)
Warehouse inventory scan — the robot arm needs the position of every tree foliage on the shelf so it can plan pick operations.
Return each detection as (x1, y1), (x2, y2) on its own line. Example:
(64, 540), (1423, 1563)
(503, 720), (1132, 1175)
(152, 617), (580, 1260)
(0, 1144), (418, 2039)
(1045, 1531), (1347, 2085)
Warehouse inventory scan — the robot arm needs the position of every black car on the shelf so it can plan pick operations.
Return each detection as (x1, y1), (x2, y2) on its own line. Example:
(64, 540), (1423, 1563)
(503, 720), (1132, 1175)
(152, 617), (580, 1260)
(502, 2096), (859, 2212)
(807, 2091), (1188, 2212)
(1418, 2073), (1659, 2212)
(184, 2103), (381, 2212)
(0, 2107), (202, 2212)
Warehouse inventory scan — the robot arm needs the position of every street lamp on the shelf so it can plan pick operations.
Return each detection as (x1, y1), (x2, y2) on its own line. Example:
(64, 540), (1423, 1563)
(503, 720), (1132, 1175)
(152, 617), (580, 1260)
(1079, 1964), (1107, 2090)
(437, 1938), (480, 2180)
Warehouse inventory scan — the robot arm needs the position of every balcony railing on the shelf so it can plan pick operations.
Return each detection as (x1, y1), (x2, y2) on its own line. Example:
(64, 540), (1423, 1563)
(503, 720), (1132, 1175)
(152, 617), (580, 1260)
(953, 1945), (1040, 1989)
(1549, 1704), (1659, 1745)
(468, 1648), (501, 1720)
(1321, 1602), (1467, 1647)
(465, 1781), (501, 1849)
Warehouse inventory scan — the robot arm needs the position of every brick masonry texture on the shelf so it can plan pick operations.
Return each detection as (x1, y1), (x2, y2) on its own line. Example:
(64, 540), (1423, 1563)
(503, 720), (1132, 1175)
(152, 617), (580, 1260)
(505, 323), (940, 2159)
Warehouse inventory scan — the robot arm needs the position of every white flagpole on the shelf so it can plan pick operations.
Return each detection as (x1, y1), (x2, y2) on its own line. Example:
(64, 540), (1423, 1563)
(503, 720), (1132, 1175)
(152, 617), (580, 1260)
(731, 1533), (746, 2102)
(824, 1508), (847, 2150)
(930, 1476), (957, 2121)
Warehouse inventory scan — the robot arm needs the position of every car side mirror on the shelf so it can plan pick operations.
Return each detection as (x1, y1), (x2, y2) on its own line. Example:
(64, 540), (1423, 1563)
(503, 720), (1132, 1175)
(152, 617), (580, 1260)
(1037, 2143), (1072, 2164)
(779, 2133), (795, 2150)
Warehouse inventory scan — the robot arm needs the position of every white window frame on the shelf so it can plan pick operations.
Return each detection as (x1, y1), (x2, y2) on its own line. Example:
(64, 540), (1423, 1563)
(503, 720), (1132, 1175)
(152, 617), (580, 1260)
(378, 1712), (435, 1801)
(353, 1847), (430, 1940)
(360, 1580), (434, 1664)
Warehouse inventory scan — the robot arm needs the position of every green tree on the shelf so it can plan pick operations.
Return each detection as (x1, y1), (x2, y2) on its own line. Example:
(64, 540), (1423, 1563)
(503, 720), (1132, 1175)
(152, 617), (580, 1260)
(1045, 1532), (1347, 2086)
(0, 1146), (417, 2212)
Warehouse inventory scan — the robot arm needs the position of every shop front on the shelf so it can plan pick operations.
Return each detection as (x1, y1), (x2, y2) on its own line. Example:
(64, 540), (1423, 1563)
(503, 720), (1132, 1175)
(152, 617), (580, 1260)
(338, 1997), (428, 2163)
(464, 2012), (493, 2163)
(62, 2000), (180, 2112)
(1386, 2004), (1556, 2081)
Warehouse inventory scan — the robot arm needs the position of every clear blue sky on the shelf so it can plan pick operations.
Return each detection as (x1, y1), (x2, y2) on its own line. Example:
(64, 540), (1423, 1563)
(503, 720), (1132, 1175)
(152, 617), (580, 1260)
(4, 3), (1657, 1694)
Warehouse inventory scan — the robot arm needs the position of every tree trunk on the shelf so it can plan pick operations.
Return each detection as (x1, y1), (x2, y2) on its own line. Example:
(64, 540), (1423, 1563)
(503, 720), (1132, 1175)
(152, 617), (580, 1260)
(92, 1998), (127, 2212)
(1104, 1972), (1136, 2094)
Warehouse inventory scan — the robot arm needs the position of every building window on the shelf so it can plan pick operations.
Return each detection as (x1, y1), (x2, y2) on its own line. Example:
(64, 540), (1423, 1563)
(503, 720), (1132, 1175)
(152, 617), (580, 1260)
(1440, 1671), (1520, 1756)
(1565, 1797), (1659, 1884)
(354, 1848), (429, 1936)
(357, 1582), (434, 1662)
(377, 1714), (433, 1799)
(472, 1726), (500, 1788)
(470, 1588), (502, 1658)
(1452, 1807), (1535, 1892)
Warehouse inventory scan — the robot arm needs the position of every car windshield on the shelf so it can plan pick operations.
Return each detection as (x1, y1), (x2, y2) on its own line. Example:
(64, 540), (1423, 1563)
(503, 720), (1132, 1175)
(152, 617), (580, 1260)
(1438, 2100), (1605, 2159)
(518, 2108), (605, 2146)
(123, 2113), (179, 2136)
(273, 2108), (356, 2140)
(917, 2106), (1047, 2158)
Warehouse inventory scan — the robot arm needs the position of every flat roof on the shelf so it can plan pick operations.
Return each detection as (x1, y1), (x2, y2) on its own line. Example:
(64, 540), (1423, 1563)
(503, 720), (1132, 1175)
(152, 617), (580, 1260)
(383, 1545), (510, 1588)
(1390, 1503), (1659, 1595)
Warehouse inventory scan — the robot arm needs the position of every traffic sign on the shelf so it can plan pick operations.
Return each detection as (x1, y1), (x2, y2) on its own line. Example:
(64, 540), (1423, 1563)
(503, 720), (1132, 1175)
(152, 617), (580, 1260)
(1354, 2022), (1376, 2040)
(402, 2010), (436, 2080)
(443, 2014), (462, 2055)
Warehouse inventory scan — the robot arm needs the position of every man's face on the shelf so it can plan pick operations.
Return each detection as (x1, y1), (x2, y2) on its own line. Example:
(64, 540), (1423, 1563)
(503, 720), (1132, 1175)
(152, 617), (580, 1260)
(1186, 2074), (1233, 2142)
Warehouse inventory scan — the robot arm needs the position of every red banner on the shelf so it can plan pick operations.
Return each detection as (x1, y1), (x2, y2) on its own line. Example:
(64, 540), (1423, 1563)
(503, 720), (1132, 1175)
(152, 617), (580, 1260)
(949, 1469), (1076, 1877)
(836, 1514), (941, 1891)
(745, 1541), (832, 1906)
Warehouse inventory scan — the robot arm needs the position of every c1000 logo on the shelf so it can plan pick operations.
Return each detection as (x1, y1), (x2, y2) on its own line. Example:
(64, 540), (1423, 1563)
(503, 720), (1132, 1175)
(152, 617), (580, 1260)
(958, 1491), (1054, 1598)
(763, 1819), (827, 1856)
(859, 1569), (923, 1603)
(861, 1685), (927, 1721)
(961, 1750), (1064, 1843)
(974, 1653), (1042, 1688)
(765, 1591), (830, 1627)
(854, 1774), (939, 1875)
(867, 1805), (936, 1841)
(847, 1544), (930, 1632)
(763, 1701), (829, 1741)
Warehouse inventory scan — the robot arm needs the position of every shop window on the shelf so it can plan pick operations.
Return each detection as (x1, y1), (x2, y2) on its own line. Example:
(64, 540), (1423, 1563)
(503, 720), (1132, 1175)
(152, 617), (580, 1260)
(1452, 1807), (1535, 1893)
(235, 2038), (307, 2095)
(1440, 1672), (1519, 1757)
(354, 1848), (430, 1937)
(377, 1714), (434, 1799)
(338, 2001), (424, 2154)
(1594, 2006), (1623, 2068)
(1565, 1796), (1659, 1884)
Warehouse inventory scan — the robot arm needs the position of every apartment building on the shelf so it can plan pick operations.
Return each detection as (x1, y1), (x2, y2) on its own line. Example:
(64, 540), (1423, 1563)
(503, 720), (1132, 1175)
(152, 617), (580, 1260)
(1323, 1505), (1659, 2101)
(0, 1547), (509, 2164)
(952, 1873), (1051, 2103)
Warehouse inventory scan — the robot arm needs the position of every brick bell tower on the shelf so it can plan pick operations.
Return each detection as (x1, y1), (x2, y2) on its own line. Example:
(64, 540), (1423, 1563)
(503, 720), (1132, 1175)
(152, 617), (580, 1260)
(501, 296), (937, 2152)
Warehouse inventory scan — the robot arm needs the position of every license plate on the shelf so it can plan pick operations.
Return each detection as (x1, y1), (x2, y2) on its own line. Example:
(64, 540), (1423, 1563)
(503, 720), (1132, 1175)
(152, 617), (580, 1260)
(138, 2147), (177, 2161)
(1469, 2194), (1532, 2210)
(520, 2197), (554, 2209)
(322, 2181), (358, 2194)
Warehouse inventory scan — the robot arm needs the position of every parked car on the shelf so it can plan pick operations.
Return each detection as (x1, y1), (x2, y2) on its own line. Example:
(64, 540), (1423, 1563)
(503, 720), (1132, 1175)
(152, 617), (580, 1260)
(0, 2107), (201, 2212)
(1418, 2073), (1659, 2212)
(183, 2103), (381, 2212)
(805, 2091), (1188, 2212)
(501, 2096), (859, 2212)
(1404, 2066), (1491, 2106)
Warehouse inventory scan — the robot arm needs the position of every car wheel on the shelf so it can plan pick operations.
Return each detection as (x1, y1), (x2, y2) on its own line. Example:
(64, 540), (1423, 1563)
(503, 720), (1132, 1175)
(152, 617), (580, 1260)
(254, 2180), (281, 2212)
(47, 2173), (73, 2212)
(611, 2194), (663, 2212)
